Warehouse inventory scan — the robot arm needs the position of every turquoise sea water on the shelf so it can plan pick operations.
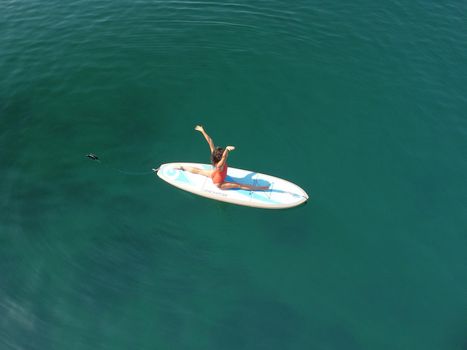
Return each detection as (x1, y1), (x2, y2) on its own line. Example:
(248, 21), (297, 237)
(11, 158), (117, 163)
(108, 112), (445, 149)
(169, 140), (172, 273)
(1, 1), (466, 349)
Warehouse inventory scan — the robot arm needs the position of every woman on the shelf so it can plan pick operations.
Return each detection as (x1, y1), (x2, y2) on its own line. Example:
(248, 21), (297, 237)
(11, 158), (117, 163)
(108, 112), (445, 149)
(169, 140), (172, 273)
(177, 125), (269, 191)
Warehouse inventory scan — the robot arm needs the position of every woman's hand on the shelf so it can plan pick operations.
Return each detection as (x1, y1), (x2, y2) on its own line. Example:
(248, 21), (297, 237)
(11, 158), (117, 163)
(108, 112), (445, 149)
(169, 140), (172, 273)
(226, 146), (235, 151)
(195, 125), (204, 132)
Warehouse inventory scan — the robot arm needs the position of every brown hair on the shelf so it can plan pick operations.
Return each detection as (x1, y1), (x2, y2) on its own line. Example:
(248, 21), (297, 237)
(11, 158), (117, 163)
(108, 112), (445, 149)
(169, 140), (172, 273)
(211, 147), (224, 165)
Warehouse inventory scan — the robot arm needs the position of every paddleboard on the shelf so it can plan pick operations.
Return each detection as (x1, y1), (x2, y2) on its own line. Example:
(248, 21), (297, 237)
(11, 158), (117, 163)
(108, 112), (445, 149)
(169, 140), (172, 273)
(156, 162), (308, 209)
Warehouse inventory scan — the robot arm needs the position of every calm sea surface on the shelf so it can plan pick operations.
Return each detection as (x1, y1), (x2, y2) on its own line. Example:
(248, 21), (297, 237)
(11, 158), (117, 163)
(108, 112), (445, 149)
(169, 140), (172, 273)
(1, 1), (466, 349)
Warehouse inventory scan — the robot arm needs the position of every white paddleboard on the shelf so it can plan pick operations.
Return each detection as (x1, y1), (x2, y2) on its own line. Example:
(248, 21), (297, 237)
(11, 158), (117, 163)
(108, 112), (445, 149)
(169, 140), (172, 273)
(156, 162), (308, 209)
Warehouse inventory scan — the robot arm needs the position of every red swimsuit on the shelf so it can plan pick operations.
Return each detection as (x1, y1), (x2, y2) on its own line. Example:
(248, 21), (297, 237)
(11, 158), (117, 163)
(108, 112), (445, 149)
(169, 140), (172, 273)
(211, 164), (228, 185)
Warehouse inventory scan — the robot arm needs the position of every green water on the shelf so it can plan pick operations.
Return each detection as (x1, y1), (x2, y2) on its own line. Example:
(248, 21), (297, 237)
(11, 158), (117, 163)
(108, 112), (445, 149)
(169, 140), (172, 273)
(1, 1), (466, 349)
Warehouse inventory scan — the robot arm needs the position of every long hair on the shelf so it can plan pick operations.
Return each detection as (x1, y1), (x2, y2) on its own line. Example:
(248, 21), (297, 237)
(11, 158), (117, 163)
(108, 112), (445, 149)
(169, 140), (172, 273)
(211, 147), (224, 165)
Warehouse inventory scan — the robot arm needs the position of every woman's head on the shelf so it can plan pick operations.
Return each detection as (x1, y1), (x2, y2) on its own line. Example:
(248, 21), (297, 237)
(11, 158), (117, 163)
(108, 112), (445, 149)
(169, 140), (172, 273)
(211, 147), (224, 165)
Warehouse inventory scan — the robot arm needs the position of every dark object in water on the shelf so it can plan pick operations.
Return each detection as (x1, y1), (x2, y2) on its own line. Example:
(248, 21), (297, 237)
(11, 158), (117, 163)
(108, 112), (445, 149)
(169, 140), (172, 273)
(85, 152), (154, 176)
(86, 153), (99, 161)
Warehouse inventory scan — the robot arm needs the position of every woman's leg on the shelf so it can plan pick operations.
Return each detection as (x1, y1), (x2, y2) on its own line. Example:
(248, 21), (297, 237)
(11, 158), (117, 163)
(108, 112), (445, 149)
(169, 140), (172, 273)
(176, 165), (214, 178)
(177, 166), (269, 191)
(217, 182), (269, 191)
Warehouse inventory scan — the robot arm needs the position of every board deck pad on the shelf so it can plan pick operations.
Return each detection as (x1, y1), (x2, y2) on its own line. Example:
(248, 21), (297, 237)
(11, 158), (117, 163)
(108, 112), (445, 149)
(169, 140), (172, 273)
(157, 163), (308, 209)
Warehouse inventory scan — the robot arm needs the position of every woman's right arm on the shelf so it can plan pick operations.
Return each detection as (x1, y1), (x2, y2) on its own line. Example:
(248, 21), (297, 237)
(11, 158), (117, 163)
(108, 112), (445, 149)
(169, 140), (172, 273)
(216, 146), (235, 168)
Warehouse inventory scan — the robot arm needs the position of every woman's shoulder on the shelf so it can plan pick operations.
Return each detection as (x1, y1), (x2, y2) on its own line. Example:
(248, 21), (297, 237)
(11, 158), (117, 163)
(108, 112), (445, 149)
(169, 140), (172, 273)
(215, 163), (227, 170)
